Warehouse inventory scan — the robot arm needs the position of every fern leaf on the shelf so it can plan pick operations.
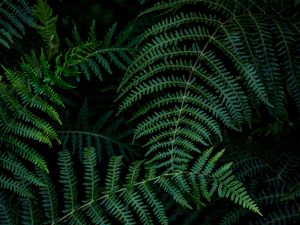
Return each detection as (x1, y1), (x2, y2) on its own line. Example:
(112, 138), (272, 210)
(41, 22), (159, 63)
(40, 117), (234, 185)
(0, 49), (79, 178)
(125, 161), (143, 189)
(273, 20), (300, 112)
(20, 198), (41, 225)
(191, 147), (214, 173)
(251, 205), (299, 225)
(84, 204), (111, 225)
(247, 15), (284, 117)
(217, 173), (262, 216)
(83, 147), (100, 202)
(0, 153), (44, 187)
(104, 156), (123, 193)
(103, 196), (135, 225)
(68, 22), (131, 81)
(0, 147), (262, 224)
(0, 175), (31, 198)
(0, 192), (14, 225)
(59, 101), (137, 162)
(0, 136), (47, 171)
(138, 184), (168, 225)
(121, 190), (154, 225)
(33, 0), (59, 57)
(282, 183), (300, 201)
(103, 23), (117, 48)
(117, 0), (299, 173)
(58, 149), (78, 213)
(36, 169), (58, 225)
(220, 208), (248, 225)
(157, 177), (192, 209)
(0, 0), (35, 49)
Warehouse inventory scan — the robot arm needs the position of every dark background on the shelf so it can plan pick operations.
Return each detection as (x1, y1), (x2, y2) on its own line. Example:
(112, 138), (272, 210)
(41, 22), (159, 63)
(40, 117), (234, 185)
(50, 0), (141, 36)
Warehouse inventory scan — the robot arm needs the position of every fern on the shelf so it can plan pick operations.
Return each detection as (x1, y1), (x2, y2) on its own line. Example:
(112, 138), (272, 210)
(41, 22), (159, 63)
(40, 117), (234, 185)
(0, 63), (49, 170)
(220, 208), (248, 225)
(68, 21), (131, 81)
(0, 0), (132, 198)
(211, 130), (300, 225)
(35, 169), (58, 224)
(0, 147), (260, 224)
(117, 0), (300, 171)
(0, 16), (105, 178)
(0, 174), (32, 198)
(20, 197), (41, 225)
(0, 0), (35, 49)
(0, 51), (70, 171)
(0, 192), (14, 225)
(282, 183), (300, 201)
(0, 43), (92, 194)
(1, 1), (299, 225)
(58, 99), (138, 162)
(0, 152), (44, 187)
(33, 0), (59, 58)
(250, 205), (300, 225)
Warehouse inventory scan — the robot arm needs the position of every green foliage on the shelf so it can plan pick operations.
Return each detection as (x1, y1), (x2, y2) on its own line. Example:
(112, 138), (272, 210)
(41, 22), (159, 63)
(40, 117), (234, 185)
(0, 192), (14, 225)
(68, 21), (131, 81)
(0, 0), (35, 49)
(218, 134), (300, 225)
(59, 99), (138, 162)
(33, 0), (59, 58)
(283, 183), (300, 201)
(0, 0), (300, 225)
(1, 52), (62, 171)
(117, 0), (300, 172)
(0, 44), (83, 158)
(0, 147), (260, 224)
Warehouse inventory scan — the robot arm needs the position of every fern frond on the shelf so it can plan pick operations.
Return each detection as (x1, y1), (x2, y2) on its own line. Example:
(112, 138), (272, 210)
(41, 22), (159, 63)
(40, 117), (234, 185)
(220, 208), (248, 225)
(57, 149), (78, 214)
(275, 21), (300, 112)
(0, 192), (14, 225)
(117, 0), (299, 172)
(33, 0), (59, 57)
(0, 0), (35, 49)
(84, 204), (111, 225)
(0, 153), (44, 187)
(0, 174), (31, 198)
(121, 190), (154, 225)
(215, 131), (300, 225)
(0, 147), (260, 224)
(59, 100), (137, 162)
(69, 22), (131, 81)
(103, 23), (117, 48)
(252, 205), (300, 225)
(104, 156), (123, 194)
(282, 183), (300, 201)
(217, 173), (262, 215)
(239, 15), (284, 117)
(35, 169), (58, 225)
(0, 46), (82, 180)
(158, 176), (192, 209)
(0, 136), (47, 171)
(102, 195), (135, 225)
(82, 147), (100, 202)
(191, 146), (214, 172)
(138, 184), (168, 225)
(20, 197), (41, 225)
(233, 158), (267, 182)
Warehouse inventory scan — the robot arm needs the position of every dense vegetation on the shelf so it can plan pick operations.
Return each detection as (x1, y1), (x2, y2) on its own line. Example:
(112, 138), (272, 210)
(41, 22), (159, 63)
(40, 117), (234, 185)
(0, 0), (300, 224)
